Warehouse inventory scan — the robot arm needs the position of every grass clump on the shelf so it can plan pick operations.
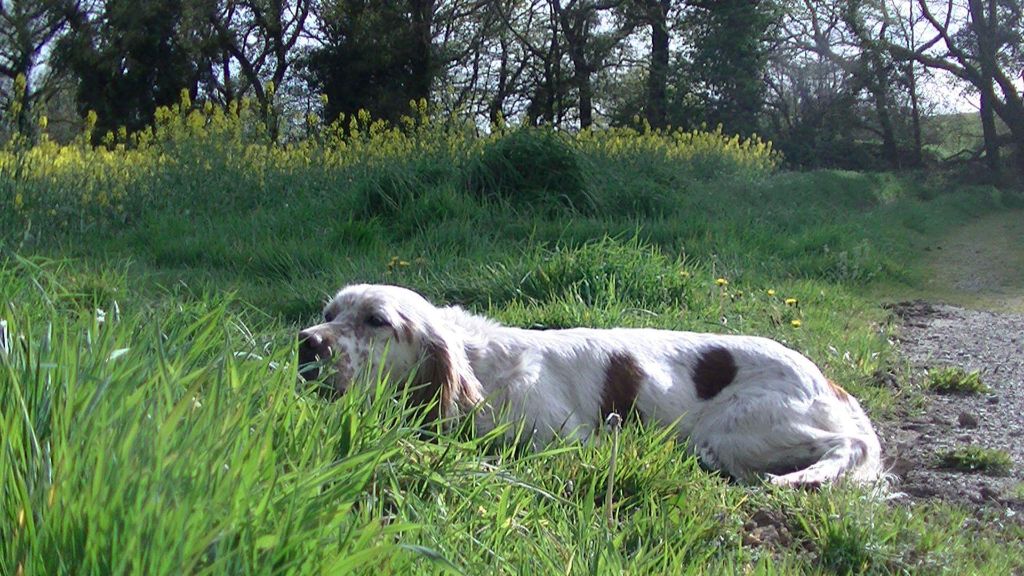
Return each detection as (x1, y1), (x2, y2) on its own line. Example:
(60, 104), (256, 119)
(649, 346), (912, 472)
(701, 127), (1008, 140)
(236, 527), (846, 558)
(924, 366), (989, 394)
(937, 446), (1013, 475)
(465, 127), (593, 213)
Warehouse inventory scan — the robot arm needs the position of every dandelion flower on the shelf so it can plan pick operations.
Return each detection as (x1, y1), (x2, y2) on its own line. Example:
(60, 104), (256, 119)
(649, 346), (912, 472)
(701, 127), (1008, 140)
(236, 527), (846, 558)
(791, 319), (802, 328)
(715, 278), (728, 287)
(767, 289), (776, 297)
(785, 297), (798, 306)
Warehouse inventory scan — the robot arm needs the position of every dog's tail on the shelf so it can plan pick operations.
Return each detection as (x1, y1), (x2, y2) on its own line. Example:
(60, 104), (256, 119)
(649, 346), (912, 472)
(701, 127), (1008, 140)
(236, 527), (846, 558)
(769, 393), (889, 489)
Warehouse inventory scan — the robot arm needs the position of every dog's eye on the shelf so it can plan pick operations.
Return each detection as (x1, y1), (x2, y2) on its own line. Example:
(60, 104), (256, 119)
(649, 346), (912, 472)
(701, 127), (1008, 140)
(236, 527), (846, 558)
(323, 311), (336, 323)
(366, 313), (389, 328)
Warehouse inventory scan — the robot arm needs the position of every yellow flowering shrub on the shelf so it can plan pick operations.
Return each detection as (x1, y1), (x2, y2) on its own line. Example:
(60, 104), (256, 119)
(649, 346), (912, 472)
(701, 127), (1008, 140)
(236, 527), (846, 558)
(1, 93), (779, 235)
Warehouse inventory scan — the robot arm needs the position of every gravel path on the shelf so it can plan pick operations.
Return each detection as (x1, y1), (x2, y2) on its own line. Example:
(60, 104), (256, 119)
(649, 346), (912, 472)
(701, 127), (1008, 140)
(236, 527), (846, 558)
(882, 302), (1024, 507)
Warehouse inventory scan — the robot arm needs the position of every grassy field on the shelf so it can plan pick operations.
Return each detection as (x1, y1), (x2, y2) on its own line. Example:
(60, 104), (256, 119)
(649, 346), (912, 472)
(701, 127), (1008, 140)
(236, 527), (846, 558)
(2, 102), (1023, 574)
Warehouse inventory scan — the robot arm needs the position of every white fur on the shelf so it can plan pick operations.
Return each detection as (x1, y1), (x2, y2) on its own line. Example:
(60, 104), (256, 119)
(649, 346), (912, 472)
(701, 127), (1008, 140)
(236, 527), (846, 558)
(298, 284), (885, 488)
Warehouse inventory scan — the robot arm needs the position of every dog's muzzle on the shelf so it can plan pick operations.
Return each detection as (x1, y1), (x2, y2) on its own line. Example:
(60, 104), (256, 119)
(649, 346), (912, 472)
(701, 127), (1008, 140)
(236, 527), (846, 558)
(297, 330), (333, 382)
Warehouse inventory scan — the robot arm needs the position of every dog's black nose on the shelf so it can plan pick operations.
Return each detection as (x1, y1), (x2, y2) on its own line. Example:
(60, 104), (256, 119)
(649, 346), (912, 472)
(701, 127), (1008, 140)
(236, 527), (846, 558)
(298, 330), (330, 381)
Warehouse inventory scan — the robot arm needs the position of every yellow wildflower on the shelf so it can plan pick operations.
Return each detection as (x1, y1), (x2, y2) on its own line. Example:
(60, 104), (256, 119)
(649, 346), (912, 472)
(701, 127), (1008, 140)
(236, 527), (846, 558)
(791, 319), (802, 328)
(785, 298), (798, 306)
(715, 278), (728, 287)
(767, 289), (776, 297)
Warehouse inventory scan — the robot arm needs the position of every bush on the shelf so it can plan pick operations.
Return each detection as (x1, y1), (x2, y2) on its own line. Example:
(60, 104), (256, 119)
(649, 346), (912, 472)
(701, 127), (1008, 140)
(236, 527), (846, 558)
(464, 128), (594, 214)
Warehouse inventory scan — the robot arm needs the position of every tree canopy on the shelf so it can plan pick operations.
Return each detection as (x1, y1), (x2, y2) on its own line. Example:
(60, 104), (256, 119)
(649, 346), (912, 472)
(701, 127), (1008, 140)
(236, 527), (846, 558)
(1, 0), (1022, 175)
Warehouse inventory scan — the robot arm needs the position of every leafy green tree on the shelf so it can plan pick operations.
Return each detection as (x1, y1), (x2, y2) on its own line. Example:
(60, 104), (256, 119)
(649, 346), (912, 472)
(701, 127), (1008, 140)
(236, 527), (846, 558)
(302, 0), (436, 125)
(683, 0), (779, 136)
(57, 0), (214, 136)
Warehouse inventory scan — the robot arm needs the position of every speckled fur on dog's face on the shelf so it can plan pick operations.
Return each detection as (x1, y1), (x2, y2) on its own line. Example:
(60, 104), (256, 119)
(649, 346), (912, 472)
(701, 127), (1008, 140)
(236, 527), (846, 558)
(297, 285), (427, 396)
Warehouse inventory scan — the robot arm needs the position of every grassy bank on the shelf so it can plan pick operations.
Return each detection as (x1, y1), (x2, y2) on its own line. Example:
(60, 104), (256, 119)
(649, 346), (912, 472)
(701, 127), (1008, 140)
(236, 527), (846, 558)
(2, 104), (1022, 573)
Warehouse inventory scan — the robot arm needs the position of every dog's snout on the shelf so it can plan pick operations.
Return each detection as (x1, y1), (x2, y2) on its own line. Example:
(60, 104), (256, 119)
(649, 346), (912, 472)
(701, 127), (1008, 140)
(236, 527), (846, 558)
(298, 330), (331, 381)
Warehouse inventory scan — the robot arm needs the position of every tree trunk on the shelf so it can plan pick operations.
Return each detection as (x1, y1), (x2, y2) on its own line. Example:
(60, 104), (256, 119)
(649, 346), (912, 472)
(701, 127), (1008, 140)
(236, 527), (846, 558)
(221, 49), (234, 103)
(577, 68), (593, 128)
(489, 34), (511, 125)
(867, 76), (899, 168)
(645, 0), (670, 129)
(998, 110), (1024, 178)
(556, 1), (593, 129)
(907, 61), (923, 166)
(979, 85), (1002, 173)
(969, 0), (1002, 175)
(409, 0), (435, 103)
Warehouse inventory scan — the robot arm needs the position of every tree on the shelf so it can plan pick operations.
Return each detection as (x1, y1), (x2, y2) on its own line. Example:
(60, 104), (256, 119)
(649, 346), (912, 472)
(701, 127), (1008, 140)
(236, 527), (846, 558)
(551, 0), (630, 128)
(0, 0), (78, 135)
(57, 0), (215, 136)
(765, 0), (924, 169)
(433, 0), (531, 126)
(685, 0), (779, 136)
(887, 0), (1024, 176)
(842, 0), (901, 165)
(643, 0), (671, 128)
(436, 0), (629, 129)
(204, 0), (311, 109)
(302, 1), (438, 125)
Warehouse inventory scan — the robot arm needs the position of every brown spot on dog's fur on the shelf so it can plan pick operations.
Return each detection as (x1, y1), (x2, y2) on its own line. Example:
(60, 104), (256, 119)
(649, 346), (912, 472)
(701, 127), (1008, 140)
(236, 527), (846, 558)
(827, 379), (850, 401)
(601, 352), (644, 421)
(693, 347), (738, 400)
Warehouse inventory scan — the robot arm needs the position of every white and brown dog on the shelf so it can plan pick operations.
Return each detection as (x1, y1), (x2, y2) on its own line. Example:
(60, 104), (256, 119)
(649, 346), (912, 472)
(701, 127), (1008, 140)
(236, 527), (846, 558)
(298, 284), (884, 488)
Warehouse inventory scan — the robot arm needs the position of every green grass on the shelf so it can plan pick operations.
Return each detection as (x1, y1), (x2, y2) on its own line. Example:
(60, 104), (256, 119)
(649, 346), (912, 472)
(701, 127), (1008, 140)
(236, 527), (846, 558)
(924, 367), (989, 394)
(2, 118), (1023, 573)
(937, 446), (1013, 476)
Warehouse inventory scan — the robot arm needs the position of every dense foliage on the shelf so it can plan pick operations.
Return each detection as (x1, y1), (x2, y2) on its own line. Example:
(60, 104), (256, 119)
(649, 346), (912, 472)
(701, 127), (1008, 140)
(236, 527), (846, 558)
(2, 1), (1022, 175)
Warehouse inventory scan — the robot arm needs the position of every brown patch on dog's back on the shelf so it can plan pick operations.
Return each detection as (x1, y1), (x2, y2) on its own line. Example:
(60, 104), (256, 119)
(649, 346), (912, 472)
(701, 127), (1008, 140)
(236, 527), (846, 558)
(827, 379), (850, 401)
(601, 352), (644, 421)
(693, 346), (738, 400)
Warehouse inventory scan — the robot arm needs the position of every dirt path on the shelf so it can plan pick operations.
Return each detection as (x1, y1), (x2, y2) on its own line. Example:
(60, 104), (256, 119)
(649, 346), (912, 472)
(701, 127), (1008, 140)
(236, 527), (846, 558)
(880, 210), (1024, 508)
(916, 210), (1024, 313)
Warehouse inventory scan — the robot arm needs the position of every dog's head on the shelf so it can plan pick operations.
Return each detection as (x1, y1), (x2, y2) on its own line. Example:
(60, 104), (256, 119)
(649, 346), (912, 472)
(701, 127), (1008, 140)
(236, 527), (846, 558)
(297, 284), (482, 419)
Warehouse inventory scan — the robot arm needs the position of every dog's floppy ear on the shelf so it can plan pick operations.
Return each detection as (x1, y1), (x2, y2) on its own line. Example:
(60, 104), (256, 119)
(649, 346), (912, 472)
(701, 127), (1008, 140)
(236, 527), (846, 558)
(410, 326), (483, 422)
